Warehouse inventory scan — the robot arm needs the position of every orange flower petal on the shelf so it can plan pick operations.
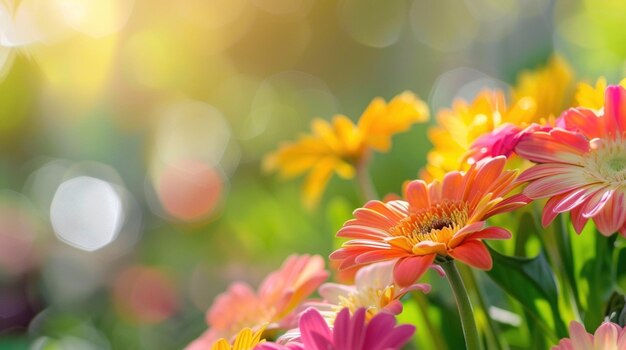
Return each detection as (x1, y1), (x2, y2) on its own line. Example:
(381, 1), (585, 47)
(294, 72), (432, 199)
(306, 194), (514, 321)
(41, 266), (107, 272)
(448, 240), (492, 270)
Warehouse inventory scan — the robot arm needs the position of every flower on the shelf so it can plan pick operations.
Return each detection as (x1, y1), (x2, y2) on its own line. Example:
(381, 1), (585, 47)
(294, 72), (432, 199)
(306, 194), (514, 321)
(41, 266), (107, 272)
(511, 55), (574, 120)
(516, 85), (626, 236)
(575, 77), (626, 111)
(330, 156), (528, 286)
(316, 260), (431, 321)
(552, 321), (626, 350)
(185, 255), (328, 349)
(423, 55), (573, 181)
(423, 90), (535, 180)
(195, 327), (265, 350)
(465, 123), (553, 164)
(255, 307), (415, 350)
(264, 91), (428, 208)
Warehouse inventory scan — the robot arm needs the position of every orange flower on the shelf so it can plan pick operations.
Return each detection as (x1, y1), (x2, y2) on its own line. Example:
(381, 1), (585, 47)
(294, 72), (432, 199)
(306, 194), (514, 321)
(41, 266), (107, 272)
(264, 92), (428, 208)
(330, 156), (528, 286)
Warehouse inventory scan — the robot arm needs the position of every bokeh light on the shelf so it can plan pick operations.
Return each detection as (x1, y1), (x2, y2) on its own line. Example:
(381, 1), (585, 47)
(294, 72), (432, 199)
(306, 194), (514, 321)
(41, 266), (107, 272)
(112, 266), (179, 324)
(50, 176), (124, 252)
(155, 160), (225, 223)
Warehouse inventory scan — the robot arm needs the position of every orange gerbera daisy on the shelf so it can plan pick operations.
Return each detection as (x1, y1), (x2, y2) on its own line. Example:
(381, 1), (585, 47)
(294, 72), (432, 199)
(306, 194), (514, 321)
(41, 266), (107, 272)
(264, 92), (428, 208)
(330, 156), (529, 286)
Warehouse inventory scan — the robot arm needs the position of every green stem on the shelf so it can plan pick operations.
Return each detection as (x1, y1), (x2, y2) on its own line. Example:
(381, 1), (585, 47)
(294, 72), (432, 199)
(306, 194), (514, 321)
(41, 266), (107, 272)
(458, 265), (507, 350)
(440, 259), (483, 350)
(355, 156), (378, 201)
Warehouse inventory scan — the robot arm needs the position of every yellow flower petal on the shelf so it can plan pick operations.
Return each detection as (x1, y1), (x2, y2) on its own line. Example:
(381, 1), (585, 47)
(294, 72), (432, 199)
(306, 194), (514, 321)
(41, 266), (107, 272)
(211, 339), (232, 350)
(575, 77), (626, 111)
(424, 56), (573, 181)
(511, 54), (574, 119)
(358, 91), (429, 152)
(302, 156), (343, 209)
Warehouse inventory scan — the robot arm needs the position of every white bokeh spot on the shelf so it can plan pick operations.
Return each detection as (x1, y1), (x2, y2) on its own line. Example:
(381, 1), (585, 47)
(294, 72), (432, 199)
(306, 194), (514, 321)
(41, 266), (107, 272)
(50, 176), (124, 251)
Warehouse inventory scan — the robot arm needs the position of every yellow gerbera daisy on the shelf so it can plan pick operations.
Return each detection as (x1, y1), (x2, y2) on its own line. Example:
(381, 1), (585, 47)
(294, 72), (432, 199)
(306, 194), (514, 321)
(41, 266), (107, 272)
(211, 327), (265, 350)
(264, 91), (429, 208)
(422, 55), (574, 181)
(575, 77), (626, 110)
(422, 90), (537, 180)
(511, 54), (574, 119)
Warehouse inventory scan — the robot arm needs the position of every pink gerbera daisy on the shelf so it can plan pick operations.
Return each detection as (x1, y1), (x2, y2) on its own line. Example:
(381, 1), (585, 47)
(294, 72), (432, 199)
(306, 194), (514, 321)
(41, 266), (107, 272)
(186, 255), (328, 350)
(516, 85), (626, 236)
(552, 321), (626, 350)
(255, 307), (415, 350)
(330, 156), (528, 286)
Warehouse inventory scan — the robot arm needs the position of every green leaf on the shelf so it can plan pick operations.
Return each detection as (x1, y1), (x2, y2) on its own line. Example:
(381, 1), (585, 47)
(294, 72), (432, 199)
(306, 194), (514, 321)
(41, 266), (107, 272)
(485, 244), (567, 341)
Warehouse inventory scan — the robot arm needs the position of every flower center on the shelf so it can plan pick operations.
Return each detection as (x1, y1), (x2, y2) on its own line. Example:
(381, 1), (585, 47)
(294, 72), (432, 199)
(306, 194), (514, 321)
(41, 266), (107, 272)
(336, 286), (395, 320)
(583, 137), (626, 185)
(391, 200), (469, 246)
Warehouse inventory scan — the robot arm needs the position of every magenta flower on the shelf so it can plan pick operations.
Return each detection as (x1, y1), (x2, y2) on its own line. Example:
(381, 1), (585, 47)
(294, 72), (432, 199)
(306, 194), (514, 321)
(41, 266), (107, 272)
(466, 123), (551, 164)
(255, 307), (415, 350)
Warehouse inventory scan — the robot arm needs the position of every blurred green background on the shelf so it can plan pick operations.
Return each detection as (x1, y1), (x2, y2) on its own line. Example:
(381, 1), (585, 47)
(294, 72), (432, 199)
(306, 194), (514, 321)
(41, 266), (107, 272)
(0, 0), (625, 349)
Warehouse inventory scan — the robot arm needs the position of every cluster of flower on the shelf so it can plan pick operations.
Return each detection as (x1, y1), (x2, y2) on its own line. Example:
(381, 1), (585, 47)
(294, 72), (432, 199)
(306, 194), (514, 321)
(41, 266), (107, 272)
(189, 56), (626, 349)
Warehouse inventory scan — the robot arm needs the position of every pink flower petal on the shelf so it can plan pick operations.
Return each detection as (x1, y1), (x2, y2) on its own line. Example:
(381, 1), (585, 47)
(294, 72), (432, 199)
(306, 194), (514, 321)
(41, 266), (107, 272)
(448, 240), (492, 270)
(542, 193), (568, 227)
(393, 255), (435, 286)
(593, 322), (620, 349)
(518, 163), (582, 183)
(553, 185), (604, 213)
(299, 308), (332, 348)
(593, 192), (626, 236)
(581, 189), (614, 218)
(524, 172), (588, 199)
(604, 85), (626, 133)
(568, 321), (593, 349)
(570, 204), (590, 234)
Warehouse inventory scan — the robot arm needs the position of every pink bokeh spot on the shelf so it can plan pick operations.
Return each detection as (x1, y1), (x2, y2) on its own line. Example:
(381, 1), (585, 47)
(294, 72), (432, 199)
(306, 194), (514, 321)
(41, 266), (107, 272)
(157, 159), (223, 222)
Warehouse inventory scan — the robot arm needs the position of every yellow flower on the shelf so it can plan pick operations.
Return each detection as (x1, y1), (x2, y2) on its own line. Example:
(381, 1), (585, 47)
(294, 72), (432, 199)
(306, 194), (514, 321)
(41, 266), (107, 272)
(264, 91), (428, 208)
(422, 90), (536, 180)
(575, 77), (626, 110)
(423, 55), (574, 181)
(211, 327), (265, 350)
(511, 55), (574, 119)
